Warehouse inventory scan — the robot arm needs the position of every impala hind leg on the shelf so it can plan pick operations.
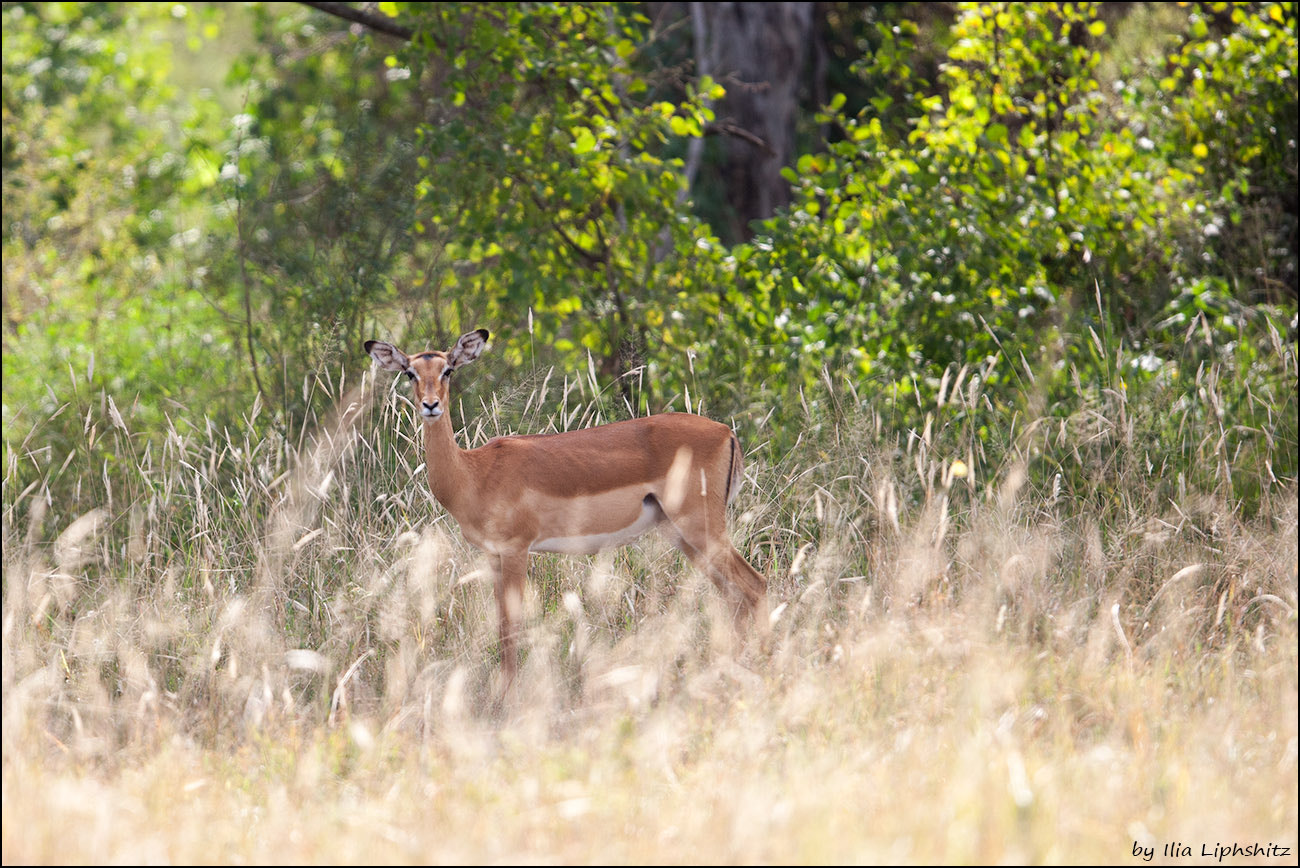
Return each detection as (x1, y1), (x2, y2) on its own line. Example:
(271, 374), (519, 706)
(713, 545), (768, 630)
(493, 551), (529, 686)
(660, 517), (767, 630)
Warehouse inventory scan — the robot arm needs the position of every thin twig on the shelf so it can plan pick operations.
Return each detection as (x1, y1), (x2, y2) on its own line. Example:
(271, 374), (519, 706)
(233, 99), (268, 405)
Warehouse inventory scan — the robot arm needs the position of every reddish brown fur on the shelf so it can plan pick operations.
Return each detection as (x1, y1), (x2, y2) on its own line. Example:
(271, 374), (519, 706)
(367, 330), (766, 685)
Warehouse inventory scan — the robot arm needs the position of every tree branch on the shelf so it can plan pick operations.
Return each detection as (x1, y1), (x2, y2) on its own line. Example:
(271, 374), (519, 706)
(704, 121), (775, 157)
(512, 176), (610, 269)
(300, 2), (414, 42)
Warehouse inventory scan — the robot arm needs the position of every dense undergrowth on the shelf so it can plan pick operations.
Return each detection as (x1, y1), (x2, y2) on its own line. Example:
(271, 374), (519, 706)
(3, 330), (1295, 862)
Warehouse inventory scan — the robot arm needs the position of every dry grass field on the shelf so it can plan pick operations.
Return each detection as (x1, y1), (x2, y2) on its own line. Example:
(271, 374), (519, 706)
(3, 364), (1296, 864)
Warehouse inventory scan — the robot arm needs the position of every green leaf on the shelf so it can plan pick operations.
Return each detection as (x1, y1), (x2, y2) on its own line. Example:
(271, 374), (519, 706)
(572, 127), (596, 154)
(669, 115), (699, 137)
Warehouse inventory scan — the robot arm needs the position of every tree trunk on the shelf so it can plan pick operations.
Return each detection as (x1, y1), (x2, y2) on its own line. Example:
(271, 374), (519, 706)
(696, 2), (814, 241)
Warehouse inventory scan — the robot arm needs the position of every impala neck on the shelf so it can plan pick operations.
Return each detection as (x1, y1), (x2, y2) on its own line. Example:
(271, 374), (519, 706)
(422, 414), (472, 516)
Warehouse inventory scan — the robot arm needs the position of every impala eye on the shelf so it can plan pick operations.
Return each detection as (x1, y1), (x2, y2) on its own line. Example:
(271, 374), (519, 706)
(441, 367), (453, 380)
(405, 370), (416, 381)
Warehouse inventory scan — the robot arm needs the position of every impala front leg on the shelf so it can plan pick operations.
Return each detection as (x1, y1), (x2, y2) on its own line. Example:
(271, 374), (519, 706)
(493, 551), (529, 684)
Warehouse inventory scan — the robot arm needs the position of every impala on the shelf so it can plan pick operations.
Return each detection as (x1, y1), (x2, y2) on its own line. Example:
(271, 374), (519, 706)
(366, 329), (766, 682)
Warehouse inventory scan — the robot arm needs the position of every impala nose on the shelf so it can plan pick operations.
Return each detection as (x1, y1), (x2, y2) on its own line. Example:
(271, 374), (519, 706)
(421, 400), (442, 418)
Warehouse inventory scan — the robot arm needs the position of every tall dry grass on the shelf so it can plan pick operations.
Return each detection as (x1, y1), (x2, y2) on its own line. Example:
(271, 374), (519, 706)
(3, 356), (1296, 863)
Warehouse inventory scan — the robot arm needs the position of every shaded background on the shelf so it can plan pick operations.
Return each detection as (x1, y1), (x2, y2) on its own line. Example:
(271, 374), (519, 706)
(4, 3), (1295, 496)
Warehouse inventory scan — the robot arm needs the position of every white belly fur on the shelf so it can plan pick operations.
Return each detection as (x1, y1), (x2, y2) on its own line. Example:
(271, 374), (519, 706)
(531, 499), (661, 555)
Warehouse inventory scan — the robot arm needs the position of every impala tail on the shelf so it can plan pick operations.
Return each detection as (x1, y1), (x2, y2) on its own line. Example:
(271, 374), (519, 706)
(726, 430), (745, 506)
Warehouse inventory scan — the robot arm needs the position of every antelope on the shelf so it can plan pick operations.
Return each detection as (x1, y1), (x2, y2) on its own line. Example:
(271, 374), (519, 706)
(365, 328), (766, 683)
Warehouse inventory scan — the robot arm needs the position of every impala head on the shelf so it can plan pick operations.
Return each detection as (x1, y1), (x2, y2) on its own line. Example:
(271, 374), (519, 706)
(365, 329), (489, 421)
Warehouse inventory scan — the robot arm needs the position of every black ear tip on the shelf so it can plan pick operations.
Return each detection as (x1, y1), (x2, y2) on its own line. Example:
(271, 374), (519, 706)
(364, 340), (377, 352)
(476, 328), (490, 341)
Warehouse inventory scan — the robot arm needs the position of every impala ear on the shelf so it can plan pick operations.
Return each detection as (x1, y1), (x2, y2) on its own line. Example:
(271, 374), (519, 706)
(447, 328), (489, 370)
(365, 340), (410, 373)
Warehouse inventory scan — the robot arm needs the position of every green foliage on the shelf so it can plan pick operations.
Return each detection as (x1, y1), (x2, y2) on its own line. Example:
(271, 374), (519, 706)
(388, 2), (727, 406)
(2, 1), (1295, 523)
(732, 3), (1190, 393)
(2, 1), (238, 480)
(709, 1), (1295, 504)
(192, 3), (737, 428)
(1147, 1), (1298, 312)
(212, 2), (431, 430)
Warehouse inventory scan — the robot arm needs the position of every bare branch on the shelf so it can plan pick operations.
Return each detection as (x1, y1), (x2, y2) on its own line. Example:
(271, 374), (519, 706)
(703, 121), (775, 157)
(300, 2), (414, 42)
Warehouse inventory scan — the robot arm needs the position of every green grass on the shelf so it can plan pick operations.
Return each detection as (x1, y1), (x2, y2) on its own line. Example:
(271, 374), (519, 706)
(2, 358), (1296, 863)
